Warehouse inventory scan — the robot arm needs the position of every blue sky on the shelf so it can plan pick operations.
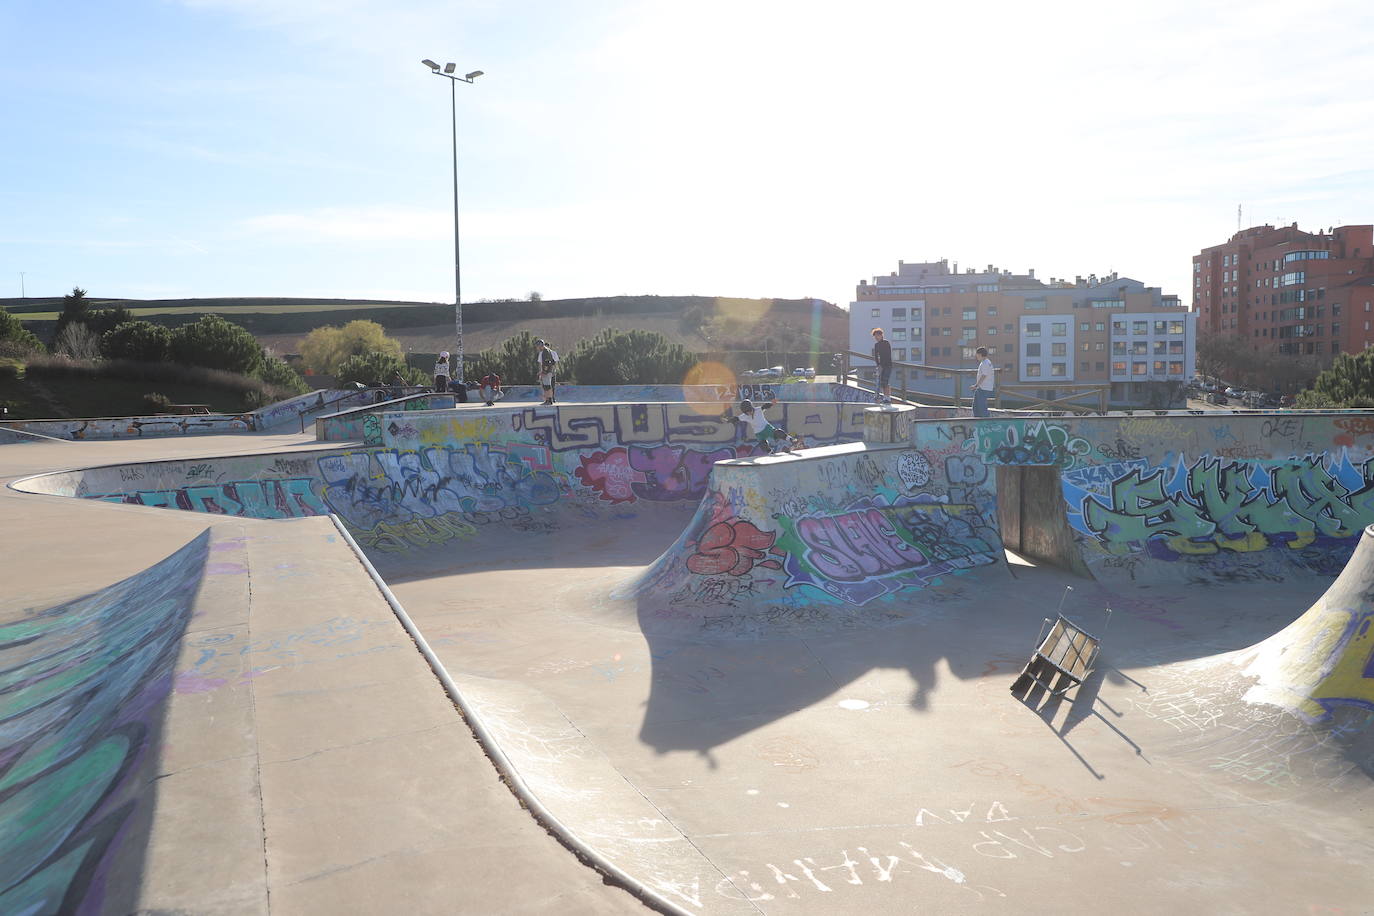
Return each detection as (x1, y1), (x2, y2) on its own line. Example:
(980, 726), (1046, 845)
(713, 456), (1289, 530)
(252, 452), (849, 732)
(3, 0), (1372, 309)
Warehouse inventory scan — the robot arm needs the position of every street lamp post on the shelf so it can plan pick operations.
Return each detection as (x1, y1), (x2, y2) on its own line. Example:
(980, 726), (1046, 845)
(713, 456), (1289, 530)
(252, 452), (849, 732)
(421, 59), (483, 384)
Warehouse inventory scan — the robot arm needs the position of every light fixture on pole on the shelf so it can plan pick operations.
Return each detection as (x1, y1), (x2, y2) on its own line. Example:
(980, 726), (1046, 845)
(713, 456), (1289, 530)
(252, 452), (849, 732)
(421, 58), (483, 384)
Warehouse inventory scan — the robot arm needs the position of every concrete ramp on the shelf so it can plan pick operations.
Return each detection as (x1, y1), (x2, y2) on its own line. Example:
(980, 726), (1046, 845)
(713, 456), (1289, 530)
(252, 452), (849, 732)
(1235, 523), (1374, 723)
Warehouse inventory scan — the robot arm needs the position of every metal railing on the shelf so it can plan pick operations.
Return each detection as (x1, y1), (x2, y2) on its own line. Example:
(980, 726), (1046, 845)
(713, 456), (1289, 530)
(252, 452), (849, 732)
(837, 351), (1111, 413)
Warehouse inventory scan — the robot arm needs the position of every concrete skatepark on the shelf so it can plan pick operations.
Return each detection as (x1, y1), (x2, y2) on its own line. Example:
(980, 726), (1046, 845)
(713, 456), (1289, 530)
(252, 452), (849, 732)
(3, 384), (1373, 914)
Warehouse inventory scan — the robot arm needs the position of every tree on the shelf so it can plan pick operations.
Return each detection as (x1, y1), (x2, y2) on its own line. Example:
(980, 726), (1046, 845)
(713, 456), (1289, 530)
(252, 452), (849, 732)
(256, 356), (310, 395)
(101, 320), (172, 362)
(0, 307), (45, 355)
(465, 331), (545, 384)
(168, 315), (264, 375)
(52, 287), (91, 343)
(334, 351), (408, 387)
(560, 328), (699, 385)
(1296, 347), (1374, 408)
(85, 305), (135, 337)
(299, 320), (403, 374)
(54, 323), (103, 360)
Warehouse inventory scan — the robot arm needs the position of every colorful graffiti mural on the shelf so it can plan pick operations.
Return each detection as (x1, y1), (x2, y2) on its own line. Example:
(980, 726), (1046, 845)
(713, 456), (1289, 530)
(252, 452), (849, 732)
(0, 533), (207, 913)
(98, 478), (327, 517)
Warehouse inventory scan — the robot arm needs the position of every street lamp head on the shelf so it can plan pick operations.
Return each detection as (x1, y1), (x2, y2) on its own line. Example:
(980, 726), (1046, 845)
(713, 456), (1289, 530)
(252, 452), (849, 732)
(465, 70), (484, 80)
(421, 59), (439, 69)
(443, 62), (456, 73)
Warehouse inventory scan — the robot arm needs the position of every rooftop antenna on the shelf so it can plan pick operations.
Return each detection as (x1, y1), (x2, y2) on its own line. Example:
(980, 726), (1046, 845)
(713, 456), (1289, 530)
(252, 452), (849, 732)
(1237, 204), (1242, 232)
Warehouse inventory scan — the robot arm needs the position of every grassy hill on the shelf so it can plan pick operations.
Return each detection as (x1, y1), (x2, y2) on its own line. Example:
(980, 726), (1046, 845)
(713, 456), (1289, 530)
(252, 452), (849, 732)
(6, 295), (851, 370)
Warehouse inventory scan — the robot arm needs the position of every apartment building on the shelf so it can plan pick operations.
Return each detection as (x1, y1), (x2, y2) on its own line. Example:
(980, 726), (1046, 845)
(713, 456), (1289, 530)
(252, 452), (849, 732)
(1193, 223), (1374, 359)
(849, 259), (1194, 403)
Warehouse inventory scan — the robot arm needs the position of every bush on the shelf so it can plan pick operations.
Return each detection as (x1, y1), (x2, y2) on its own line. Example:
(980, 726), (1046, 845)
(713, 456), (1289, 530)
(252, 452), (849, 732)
(168, 315), (264, 376)
(54, 323), (103, 360)
(335, 351), (407, 387)
(102, 320), (172, 362)
(465, 331), (543, 385)
(0, 307), (45, 355)
(143, 392), (172, 413)
(255, 355), (310, 395)
(560, 328), (699, 385)
(23, 355), (298, 404)
(299, 320), (403, 374)
(0, 362), (20, 381)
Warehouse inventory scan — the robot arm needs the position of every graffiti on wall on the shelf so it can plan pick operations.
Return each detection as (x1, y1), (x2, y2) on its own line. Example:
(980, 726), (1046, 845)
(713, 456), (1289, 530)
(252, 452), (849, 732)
(575, 444), (763, 503)
(97, 478), (328, 518)
(0, 533), (207, 913)
(317, 444), (567, 551)
(977, 420), (1092, 470)
(1069, 452), (1374, 559)
(772, 494), (1000, 605)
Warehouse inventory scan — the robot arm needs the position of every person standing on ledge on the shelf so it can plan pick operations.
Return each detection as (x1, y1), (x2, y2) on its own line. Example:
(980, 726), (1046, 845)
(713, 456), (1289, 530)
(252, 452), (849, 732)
(535, 339), (560, 405)
(433, 351), (451, 394)
(871, 327), (893, 404)
(973, 346), (995, 417)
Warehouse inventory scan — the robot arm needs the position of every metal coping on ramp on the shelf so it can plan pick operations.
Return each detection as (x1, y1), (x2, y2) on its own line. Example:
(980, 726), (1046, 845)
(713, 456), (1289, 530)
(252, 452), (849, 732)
(326, 514), (691, 916)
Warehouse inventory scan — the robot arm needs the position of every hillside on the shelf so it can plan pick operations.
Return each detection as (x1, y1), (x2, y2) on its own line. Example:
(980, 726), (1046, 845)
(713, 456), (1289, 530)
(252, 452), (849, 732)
(7, 295), (851, 369)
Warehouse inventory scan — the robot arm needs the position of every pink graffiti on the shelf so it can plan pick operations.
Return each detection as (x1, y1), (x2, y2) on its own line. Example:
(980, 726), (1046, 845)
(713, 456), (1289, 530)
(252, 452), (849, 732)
(795, 508), (927, 581)
(687, 518), (783, 577)
(576, 444), (740, 503)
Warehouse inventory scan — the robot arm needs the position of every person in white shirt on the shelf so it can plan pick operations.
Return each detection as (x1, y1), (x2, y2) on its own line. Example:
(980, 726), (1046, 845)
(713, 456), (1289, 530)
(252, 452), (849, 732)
(433, 351), (451, 393)
(534, 339), (559, 405)
(721, 398), (799, 454)
(973, 346), (995, 417)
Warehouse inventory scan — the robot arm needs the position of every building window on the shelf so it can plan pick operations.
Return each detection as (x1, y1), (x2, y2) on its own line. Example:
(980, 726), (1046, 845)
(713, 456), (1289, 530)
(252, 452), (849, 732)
(911, 327), (922, 338)
(986, 306), (998, 316)
(1079, 322), (1090, 332)
(1154, 341), (1168, 354)
(1051, 363), (1066, 377)
(1004, 323), (1014, 331)
(912, 309), (923, 320)
(1153, 360), (1167, 374)
(1280, 271), (1306, 287)
(1092, 299), (1125, 309)
(1168, 361), (1184, 375)
(1169, 340), (1183, 354)
(1081, 341), (1090, 351)
(1283, 250), (1330, 264)
(1080, 360), (1089, 370)
(1025, 299), (1047, 311)
(1004, 344), (1013, 353)
(976, 283), (999, 292)
(1112, 361), (1127, 373)
(1095, 342), (1105, 351)
(962, 328), (977, 340)
(1132, 362), (1148, 376)
(1026, 343), (1041, 357)
(1096, 361), (1105, 371)
(890, 307), (906, 319)
(1025, 323), (1041, 337)
(1131, 341), (1148, 355)
(1052, 342), (1067, 356)
(961, 347), (977, 360)
(1052, 322), (1067, 336)
(1094, 322), (1105, 331)
(893, 348), (906, 360)
(1169, 320), (1185, 334)
(870, 308), (880, 318)
(987, 327), (998, 335)
(1113, 321), (1126, 333)
(962, 309), (976, 321)
(1025, 364), (1042, 377)
(1132, 321), (1148, 334)
(1112, 341), (1126, 355)
(892, 328), (907, 341)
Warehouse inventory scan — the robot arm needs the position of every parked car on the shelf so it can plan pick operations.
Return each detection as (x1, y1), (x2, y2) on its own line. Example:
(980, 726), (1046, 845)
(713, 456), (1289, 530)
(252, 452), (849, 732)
(1207, 391), (1228, 406)
(756, 366), (784, 378)
(792, 367), (816, 378)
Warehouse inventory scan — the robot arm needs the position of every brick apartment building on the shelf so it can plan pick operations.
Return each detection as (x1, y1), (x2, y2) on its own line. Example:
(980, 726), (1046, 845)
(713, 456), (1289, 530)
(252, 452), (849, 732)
(1193, 223), (1374, 359)
(849, 259), (1195, 403)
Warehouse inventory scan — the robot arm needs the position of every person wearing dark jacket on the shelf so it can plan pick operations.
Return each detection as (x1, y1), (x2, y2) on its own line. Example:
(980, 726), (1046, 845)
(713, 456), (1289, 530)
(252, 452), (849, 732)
(872, 328), (893, 404)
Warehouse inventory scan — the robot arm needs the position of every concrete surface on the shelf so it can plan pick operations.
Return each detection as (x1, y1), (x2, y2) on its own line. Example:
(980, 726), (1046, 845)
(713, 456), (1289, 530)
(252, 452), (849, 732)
(4, 398), (1374, 914)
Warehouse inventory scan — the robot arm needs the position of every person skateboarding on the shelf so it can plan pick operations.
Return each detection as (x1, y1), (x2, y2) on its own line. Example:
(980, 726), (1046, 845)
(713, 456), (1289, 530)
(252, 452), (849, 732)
(720, 397), (800, 454)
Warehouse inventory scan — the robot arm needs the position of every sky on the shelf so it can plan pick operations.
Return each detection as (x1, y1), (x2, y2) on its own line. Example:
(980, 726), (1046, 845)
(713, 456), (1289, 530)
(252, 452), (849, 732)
(3, 0), (1373, 310)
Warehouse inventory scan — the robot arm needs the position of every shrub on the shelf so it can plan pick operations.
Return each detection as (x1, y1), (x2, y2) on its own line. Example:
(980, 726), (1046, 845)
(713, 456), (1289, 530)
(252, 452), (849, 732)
(255, 355), (310, 395)
(143, 392), (172, 413)
(0, 361), (21, 381)
(54, 323), (103, 360)
(0, 307), (45, 355)
(102, 320), (172, 363)
(299, 320), (403, 374)
(334, 351), (407, 387)
(560, 328), (699, 385)
(168, 315), (264, 376)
